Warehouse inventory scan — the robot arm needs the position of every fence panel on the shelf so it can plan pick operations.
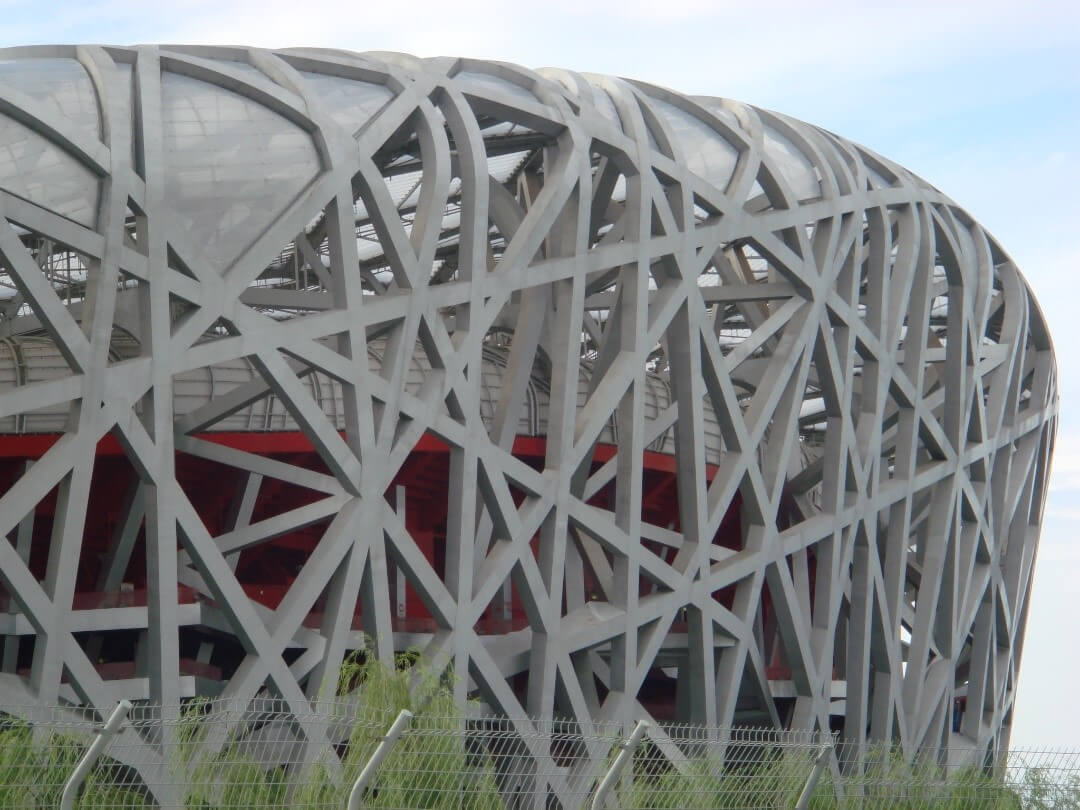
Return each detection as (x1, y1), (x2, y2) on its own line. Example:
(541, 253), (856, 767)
(1, 700), (1078, 808)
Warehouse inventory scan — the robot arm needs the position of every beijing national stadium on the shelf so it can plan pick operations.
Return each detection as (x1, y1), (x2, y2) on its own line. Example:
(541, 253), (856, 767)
(0, 44), (1057, 767)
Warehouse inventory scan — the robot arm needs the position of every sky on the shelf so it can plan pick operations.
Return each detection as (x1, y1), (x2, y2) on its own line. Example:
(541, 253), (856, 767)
(1, 0), (1078, 750)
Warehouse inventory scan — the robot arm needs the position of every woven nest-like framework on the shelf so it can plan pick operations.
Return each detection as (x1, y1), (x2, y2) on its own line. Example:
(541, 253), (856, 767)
(0, 44), (1057, 775)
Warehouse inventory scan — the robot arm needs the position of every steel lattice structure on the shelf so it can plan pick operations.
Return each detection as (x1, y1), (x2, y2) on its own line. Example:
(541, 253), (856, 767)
(0, 44), (1057, 774)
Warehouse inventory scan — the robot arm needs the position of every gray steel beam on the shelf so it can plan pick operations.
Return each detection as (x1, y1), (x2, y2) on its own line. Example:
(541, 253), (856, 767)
(0, 44), (1056, 785)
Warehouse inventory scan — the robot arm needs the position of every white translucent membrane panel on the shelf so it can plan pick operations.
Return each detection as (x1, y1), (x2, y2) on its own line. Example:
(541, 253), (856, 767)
(761, 126), (820, 202)
(691, 100), (819, 204)
(111, 63), (137, 169)
(589, 86), (623, 131)
(867, 165), (894, 190)
(161, 72), (321, 271)
(646, 98), (738, 192)
(0, 111), (99, 227)
(536, 69), (622, 131)
(0, 58), (101, 143)
(212, 60), (271, 85)
(456, 71), (538, 106)
(298, 72), (393, 134)
(569, 76), (624, 132)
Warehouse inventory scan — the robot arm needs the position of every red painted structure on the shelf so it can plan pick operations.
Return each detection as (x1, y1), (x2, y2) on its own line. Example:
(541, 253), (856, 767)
(0, 431), (803, 700)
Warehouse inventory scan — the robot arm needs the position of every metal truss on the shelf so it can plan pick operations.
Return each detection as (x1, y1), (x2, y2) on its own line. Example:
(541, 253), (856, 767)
(0, 44), (1057, 783)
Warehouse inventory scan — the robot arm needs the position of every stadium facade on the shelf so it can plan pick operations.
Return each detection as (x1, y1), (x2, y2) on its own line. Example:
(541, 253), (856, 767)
(0, 44), (1057, 764)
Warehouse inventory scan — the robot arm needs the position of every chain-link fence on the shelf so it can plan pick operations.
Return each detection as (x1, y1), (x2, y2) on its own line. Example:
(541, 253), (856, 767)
(0, 699), (1077, 808)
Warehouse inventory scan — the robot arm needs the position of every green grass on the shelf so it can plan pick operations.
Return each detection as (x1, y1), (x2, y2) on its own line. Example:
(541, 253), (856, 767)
(0, 656), (1054, 808)
(623, 745), (823, 809)
(620, 741), (1032, 810)
(290, 650), (505, 809)
(0, 720), (149, 808)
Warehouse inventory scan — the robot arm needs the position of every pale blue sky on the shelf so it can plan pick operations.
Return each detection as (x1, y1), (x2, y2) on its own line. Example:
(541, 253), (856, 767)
(2, 0), (1077, 748)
